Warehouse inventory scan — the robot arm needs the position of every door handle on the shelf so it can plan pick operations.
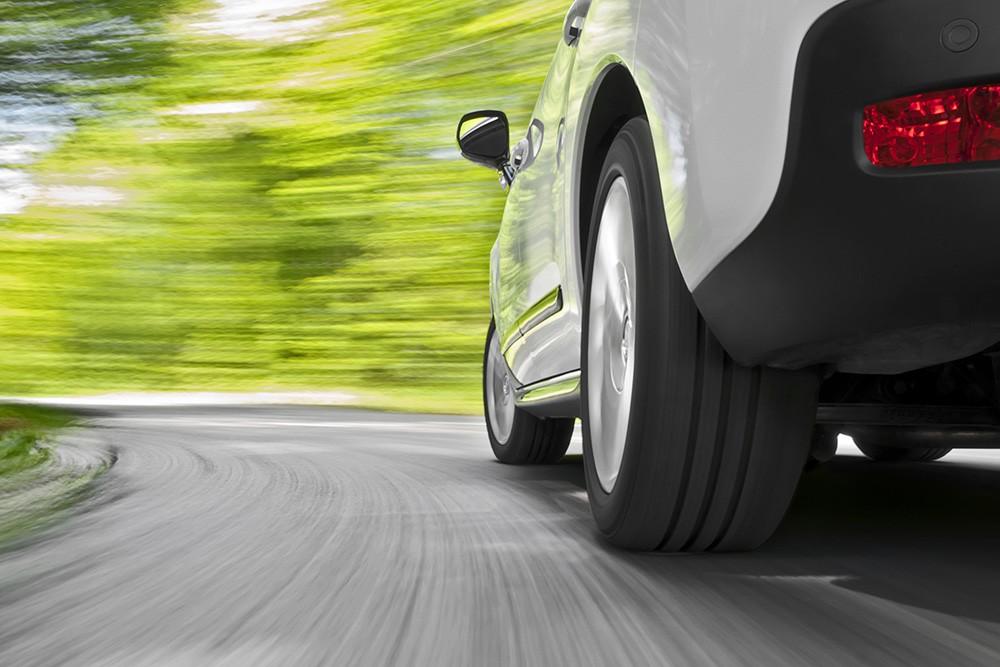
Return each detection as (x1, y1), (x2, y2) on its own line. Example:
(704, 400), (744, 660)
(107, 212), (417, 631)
(556, 118), (566, 167)
(512, 119), (545, 174)
(563, 0), (592, 47)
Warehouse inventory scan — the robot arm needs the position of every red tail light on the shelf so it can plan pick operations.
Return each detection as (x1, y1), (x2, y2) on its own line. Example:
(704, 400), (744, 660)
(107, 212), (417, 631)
(863, 85), (1000, 168)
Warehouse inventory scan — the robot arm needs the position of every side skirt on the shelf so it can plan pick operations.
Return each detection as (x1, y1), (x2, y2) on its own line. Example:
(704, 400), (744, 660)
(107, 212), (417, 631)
(516, 370), (581, 419)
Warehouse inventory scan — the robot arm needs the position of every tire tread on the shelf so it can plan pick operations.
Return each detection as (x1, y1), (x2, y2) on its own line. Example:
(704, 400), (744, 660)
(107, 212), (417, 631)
(582, 118), (819, 553)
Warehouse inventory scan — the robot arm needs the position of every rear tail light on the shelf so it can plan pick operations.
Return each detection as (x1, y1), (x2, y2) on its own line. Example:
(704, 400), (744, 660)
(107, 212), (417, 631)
(863, 84), (1000, 168)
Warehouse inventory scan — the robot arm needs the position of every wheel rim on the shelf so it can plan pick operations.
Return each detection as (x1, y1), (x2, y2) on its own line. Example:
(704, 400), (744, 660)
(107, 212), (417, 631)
(588, 176), (637, 494)
(486, 328), (515, 444)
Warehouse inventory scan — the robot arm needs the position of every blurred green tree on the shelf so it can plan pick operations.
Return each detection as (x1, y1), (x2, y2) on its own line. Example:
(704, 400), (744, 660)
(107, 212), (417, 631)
(0, 0), (568, 412)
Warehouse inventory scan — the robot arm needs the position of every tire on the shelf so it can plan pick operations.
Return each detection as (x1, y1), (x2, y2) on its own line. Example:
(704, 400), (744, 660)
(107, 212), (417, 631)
(581, 118), (820, 552)
(483, 320), (575, 464)
(855, 441), (951, 463)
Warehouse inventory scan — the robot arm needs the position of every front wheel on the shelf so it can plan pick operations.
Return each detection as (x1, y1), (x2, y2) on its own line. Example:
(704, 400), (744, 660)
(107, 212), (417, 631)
(581, 118), (820, 552)
(483, 321), (574, 464)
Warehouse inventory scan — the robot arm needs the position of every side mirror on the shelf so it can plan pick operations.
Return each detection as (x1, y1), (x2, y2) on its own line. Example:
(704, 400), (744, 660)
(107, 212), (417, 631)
(457, 110), (515, 188)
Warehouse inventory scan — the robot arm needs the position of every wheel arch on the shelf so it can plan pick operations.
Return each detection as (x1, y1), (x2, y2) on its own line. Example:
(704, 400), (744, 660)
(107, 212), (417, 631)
(574, 63), (647, 273)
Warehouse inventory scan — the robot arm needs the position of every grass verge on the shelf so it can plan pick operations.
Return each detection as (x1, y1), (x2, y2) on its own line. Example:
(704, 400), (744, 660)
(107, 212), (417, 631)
(0, 404), (108, 545)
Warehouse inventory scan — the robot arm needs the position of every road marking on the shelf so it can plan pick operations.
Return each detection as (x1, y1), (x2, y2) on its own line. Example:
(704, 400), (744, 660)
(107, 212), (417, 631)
(101, 417), (484, 433)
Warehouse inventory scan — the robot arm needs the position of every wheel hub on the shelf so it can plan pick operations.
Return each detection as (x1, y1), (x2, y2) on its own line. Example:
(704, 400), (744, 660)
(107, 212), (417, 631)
(610, 277), (633, 394)
(587, 177), (637, 494)
(486, 329), (515, 444)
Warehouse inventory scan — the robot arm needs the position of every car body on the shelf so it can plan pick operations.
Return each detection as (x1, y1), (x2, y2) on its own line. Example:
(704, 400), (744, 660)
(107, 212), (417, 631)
(462, 0), (1000, 551)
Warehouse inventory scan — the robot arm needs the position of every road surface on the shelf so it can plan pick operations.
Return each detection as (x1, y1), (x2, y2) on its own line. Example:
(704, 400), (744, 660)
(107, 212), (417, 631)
(1, 406), (999, 665)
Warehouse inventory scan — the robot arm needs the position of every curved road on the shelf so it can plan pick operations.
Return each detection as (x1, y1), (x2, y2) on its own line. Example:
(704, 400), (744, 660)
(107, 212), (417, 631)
(1, 406), (999, 665)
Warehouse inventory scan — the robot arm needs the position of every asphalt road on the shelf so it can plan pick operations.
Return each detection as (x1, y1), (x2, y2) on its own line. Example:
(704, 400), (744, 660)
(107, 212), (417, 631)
(1, 406), (999, 666)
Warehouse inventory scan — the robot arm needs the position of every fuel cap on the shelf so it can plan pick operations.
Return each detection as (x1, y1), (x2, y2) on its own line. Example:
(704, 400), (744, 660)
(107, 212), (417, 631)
(942, 18), (979, 53)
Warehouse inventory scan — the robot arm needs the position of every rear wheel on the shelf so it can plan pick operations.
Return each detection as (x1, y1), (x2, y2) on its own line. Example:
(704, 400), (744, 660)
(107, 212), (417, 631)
(581, 118), (820, 552)
(855, 441), (951, 462)
(483, 321), (574, 464)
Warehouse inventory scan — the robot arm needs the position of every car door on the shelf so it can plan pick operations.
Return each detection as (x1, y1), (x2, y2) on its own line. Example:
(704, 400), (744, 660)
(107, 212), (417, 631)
(495, 1), (589, 386)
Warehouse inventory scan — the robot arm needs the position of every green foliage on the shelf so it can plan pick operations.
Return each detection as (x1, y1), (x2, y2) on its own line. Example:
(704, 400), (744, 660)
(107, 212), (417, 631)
(0, 403), (75, 487)
(0, 403), (100, 544)
(0, 403), (78, 432)
(0, 430), (51, 479)
(0, 0), (569, 412)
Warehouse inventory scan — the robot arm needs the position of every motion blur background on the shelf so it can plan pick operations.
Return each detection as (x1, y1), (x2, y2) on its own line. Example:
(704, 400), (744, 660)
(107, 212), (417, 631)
(1, 0), (568, 413)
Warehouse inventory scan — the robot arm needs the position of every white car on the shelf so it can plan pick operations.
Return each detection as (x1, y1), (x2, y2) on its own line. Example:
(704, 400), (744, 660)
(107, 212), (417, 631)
(459, 0), (1000, 551)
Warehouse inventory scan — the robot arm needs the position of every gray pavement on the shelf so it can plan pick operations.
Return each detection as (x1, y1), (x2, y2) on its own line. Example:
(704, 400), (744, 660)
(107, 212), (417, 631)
(1, 406), (999, 666)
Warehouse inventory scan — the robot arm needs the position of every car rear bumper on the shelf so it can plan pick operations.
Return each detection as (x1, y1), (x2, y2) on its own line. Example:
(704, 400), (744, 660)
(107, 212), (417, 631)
(692, 0), (1000, 374)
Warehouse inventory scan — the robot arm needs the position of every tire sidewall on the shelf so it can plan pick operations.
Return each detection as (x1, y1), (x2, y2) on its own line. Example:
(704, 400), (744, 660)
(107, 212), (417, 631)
(582, 118), (676, 536)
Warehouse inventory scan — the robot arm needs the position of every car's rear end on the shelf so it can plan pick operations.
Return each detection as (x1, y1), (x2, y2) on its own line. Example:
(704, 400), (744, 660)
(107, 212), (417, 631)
(667, 0), (1000, 454)
(683, 0), (1000, 377)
